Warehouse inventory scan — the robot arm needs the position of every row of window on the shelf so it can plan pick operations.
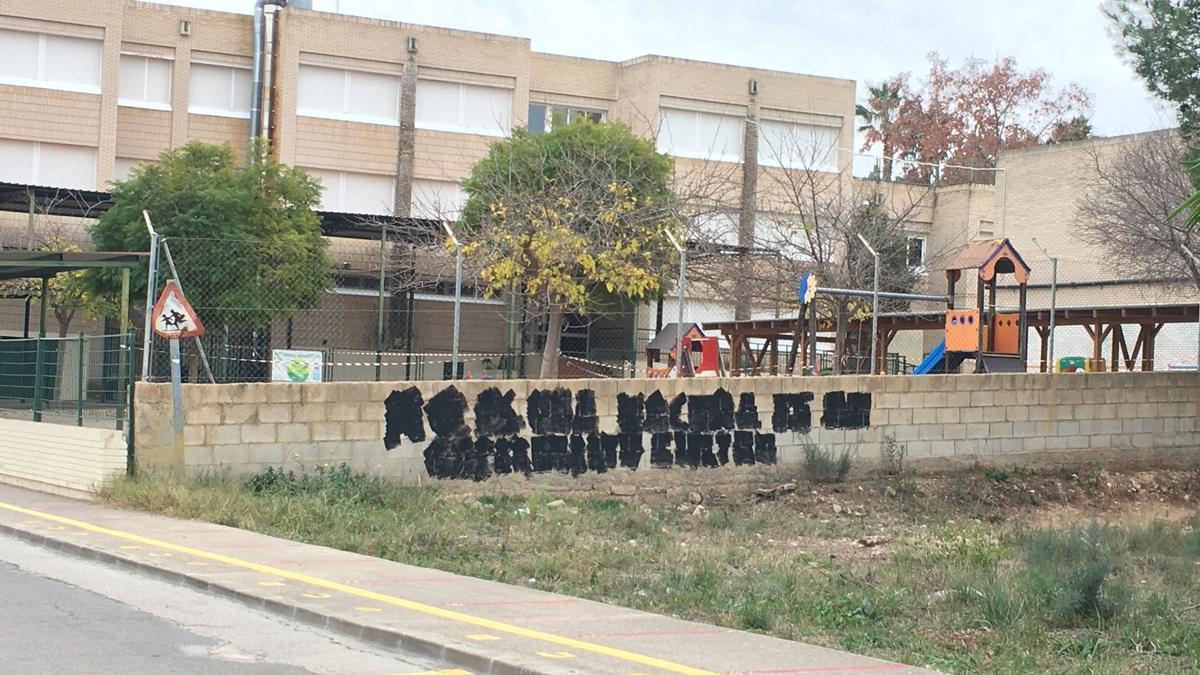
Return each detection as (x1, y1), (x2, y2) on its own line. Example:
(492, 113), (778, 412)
(658, 107), (840, 171)
(1, 27), (839, 165)
(693, 211), (925, 267)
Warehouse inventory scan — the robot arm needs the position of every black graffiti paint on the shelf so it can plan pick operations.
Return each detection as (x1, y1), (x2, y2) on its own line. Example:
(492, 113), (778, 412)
(585, 434), (607, 473)
(772, 392), (814, 433)
(421, 387), (475, 479)
(531, 435), (570, 473)
(715, 431), (731, 465)
(650, 432), (674, 468)
(673, 430), (689, 467)
(688, 433), (718, 468)
(527, 388), (574, 435)
(669, 393), (688, 431)
(474, 387), (525, 437)
(644, 391), (670, 433)
(572, 390), (599, 434)
(618, 432), (644, 469)
(569, 434), (588, 476)
(424, 386), (469, 437)
(383, 387), (426, 450)
(733, 430), (756, 465)
(424, 435), (474, 480)
(469, 437), (493, 481)
(735, 393), (760, 430)
(493, 436), (513, 474)
(616, 393), (645, 434)
(600, 433), (620, 470)
(821, 391), (872, 429)
(508, 436), (532, 476)
(754, 433), (777, 464)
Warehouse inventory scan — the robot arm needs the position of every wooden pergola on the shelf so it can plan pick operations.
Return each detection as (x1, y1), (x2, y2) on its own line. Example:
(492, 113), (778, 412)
(708, 303), (1198, 376)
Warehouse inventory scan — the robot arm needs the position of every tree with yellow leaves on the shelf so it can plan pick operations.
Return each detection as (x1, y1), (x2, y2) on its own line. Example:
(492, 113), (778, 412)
(460, 121), (679, 377)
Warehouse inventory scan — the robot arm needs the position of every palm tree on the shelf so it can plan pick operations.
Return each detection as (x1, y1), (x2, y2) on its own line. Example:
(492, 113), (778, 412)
(856, 80), (902, 181)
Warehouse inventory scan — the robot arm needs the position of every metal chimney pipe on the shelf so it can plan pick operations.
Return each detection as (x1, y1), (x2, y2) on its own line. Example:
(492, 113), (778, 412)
(249, 0), (266, 149)
(260, 3), (279, 145)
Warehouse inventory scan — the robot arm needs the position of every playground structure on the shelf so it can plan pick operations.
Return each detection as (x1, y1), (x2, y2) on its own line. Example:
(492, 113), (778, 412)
(707, 237), (1197, 376)
(644, 323), (722, 378)
(913, 238), (1030, 374)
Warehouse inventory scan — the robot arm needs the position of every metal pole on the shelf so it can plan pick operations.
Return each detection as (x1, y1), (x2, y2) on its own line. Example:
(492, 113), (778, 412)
(452, 246), (462, 379)
(666, 231), (686, 378)
(76, 333), (84, 427)
(141, 211), (159, 381)
(442, 222), (462, 380)
(33, 276), (49, 422)
(375, 224), (387, 382)
(856, 234), (880, 375)
(1048, 257), (1058, 370)
(169, 338), (184, 460)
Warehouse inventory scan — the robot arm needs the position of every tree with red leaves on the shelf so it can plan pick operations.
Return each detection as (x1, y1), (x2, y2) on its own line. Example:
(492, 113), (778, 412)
(860, 53), (1092, 184)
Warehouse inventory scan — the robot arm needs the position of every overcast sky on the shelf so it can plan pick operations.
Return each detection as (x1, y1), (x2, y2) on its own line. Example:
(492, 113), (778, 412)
(171, 0), (1175, 141)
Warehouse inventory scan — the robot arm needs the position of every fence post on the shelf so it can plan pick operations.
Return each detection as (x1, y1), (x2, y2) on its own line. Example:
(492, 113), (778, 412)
(120, 330), (135, 432)
(76, 333), (84, 426)
(32, 336), (45, 423)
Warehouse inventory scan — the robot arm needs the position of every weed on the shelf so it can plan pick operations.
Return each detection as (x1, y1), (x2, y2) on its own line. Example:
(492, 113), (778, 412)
(983, 467), (1010, 483)
(803, 442), (852, 483)
(879, 434), (908, 476)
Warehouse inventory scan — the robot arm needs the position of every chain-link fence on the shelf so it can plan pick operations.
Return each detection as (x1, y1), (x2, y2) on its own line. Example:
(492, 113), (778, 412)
(140, 235), (647, 383)
(0, 332), (135, 429)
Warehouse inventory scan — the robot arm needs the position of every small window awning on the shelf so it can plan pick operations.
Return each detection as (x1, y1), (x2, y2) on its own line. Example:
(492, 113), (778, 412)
(945, 238), (1030, 284)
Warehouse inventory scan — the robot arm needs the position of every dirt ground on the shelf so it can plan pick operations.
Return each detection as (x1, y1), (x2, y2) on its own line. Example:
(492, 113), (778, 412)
(687, 466), (1200, 567)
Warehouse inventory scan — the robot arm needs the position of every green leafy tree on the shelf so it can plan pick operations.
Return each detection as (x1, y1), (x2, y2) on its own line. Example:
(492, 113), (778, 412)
(88, 141), (331, 333)
(1047, 115), (1095, 143)
(459, 121), (678, 378)
(1109, 0), (1200, 188)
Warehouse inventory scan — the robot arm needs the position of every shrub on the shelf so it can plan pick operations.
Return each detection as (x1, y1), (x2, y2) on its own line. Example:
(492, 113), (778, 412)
(1024, 522), (1132, 624)
(803, 442), (853, 483)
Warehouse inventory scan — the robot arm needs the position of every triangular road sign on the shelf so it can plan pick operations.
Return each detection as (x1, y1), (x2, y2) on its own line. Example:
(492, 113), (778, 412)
(152, 280), (205, 339)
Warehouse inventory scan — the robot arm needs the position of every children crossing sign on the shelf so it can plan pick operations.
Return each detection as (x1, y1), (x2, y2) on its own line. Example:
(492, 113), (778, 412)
(151, 280), (205, 339)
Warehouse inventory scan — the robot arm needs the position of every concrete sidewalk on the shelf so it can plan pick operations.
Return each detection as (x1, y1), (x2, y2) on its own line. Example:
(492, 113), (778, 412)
(0, 484), (933, 675)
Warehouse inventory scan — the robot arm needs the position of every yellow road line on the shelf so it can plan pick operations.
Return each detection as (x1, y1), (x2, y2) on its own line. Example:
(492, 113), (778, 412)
(0, 501), (716, 675)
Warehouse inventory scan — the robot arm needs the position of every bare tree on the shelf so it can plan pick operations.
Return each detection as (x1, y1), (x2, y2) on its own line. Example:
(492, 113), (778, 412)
(1077, 130), (1199, 292)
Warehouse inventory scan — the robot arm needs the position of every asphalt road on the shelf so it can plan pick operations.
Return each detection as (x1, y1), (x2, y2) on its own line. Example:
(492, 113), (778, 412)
(0, 534), (446, 674)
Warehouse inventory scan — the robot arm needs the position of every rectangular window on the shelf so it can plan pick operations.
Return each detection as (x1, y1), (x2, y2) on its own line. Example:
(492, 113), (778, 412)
(527, 104), (605, 134)
(304, 167), (394, 215)
(657, 107), (743, 162)
(906, 236), (926, 269)
(119, 54), (172, 110)
(0, 29), (101, 93)
(758, 119), (839, 172)
(188, 62), (251, 118)
(411, 179), (467, 219)
(416, 80), (512, 136)
(0, 138), (96, 189)
(297, 64), (401, 125)
(978, 219), (995, 237)
(755, 213), (816, 260)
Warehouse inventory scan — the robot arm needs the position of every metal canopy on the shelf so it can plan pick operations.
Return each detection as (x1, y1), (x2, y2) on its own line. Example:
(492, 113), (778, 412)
(0, 181), (441, 243)
(0, 251), (146, 281)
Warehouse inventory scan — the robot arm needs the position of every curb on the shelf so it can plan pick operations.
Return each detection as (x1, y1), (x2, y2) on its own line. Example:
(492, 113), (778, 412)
(0, 521), (549, 675)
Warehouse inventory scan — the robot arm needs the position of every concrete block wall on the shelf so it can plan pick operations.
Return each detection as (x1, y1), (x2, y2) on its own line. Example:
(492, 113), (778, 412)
(0, 418), (127, 498)
(133, 372), (1200, 495)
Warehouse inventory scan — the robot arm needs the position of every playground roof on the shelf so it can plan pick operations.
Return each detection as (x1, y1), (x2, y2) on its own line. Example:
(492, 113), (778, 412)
(646, 323), (705, 351)
(945, 238), (1031, 283)
(0, 250), (145, 281)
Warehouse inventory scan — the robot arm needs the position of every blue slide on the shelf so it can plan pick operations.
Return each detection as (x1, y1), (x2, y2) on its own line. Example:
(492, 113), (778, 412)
(913, 339), (947, 375)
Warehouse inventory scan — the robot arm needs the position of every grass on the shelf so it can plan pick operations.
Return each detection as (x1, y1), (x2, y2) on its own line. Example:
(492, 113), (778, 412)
(99, 465), (1200, 674)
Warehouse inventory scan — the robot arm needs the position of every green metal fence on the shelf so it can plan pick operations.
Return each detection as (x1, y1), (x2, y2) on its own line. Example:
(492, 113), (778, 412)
(0, 332), (135, 429)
